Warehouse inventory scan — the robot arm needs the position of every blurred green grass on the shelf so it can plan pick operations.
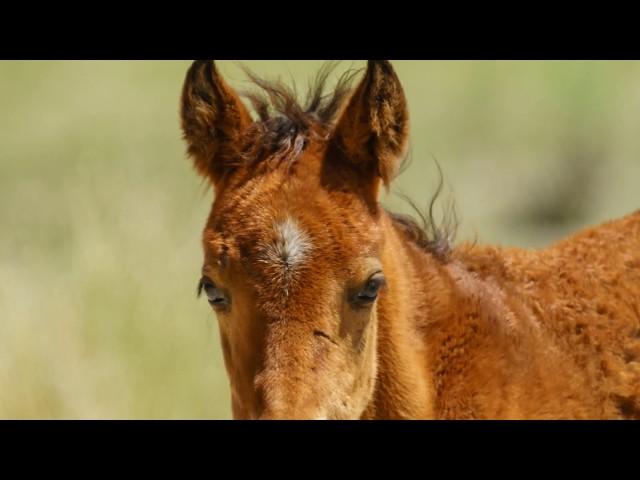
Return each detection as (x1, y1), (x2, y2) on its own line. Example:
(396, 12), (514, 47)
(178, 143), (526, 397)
(1, 61), (639, 418)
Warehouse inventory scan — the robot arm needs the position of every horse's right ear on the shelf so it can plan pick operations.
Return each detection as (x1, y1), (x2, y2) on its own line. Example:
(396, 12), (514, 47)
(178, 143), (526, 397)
(180, 60), (253, 188)
(328, 60), (409, 202)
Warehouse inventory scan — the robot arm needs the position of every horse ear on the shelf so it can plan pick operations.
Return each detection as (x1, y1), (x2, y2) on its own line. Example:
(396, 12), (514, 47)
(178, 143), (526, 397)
(329, 60), (409, 198)
(180, 60), (253, 188)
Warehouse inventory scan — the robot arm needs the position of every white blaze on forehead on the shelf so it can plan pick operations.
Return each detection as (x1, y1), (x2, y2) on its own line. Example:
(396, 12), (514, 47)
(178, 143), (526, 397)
(270, 216), (312, 269)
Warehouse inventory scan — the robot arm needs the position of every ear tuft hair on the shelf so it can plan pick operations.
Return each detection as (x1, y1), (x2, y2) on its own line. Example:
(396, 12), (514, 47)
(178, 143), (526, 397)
(331, 60), (410, 190)
(180, 60), (253, 188)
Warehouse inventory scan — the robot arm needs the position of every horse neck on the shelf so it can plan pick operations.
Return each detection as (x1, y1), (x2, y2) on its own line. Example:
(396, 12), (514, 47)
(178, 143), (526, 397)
(362, 212), (453, 419)
(364, 213), (542, 419)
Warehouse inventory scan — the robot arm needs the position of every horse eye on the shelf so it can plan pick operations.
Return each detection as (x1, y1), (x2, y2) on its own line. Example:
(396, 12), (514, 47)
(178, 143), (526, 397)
(198, 278), (230, 309)
(353, 273), (386, 306)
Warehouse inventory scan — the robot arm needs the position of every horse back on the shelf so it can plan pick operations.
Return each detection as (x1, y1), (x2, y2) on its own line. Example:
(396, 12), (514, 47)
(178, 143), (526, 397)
(453, 210), (640, 418)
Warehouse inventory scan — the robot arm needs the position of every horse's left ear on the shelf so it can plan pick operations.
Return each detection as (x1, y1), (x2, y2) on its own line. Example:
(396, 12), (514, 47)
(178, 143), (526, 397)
(180, 60), (253, 189)
(329, 60), (409, 197)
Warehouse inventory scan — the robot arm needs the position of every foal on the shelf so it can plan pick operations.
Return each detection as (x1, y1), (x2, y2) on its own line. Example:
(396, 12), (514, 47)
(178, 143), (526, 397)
(180, 60), (640, 419)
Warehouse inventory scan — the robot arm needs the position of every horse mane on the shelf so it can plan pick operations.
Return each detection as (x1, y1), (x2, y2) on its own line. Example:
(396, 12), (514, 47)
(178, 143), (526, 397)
(387, 159), (459, 262)
(239, 62), (458, 261)
(238, 62), (360, 165)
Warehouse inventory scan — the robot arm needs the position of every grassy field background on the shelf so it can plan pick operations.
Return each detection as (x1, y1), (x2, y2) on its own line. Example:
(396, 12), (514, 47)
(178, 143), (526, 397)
(1, 61), (640, 418)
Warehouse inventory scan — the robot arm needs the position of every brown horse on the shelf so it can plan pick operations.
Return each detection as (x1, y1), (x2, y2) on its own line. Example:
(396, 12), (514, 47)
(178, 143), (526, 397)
(180, 60), (640, 419)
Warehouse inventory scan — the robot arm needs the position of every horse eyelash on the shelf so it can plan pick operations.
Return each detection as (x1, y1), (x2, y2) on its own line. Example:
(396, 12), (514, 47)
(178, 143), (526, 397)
(197, 278), (205, 298)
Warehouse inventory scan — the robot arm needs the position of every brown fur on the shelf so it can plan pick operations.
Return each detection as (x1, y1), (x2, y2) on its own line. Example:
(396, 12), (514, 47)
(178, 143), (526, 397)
(181, 60), (640, 419)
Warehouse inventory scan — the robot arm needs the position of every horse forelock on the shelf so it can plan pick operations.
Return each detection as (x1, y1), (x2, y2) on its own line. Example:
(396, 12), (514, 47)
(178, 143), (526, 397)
(234, 62), (359, 169)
